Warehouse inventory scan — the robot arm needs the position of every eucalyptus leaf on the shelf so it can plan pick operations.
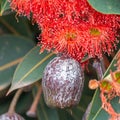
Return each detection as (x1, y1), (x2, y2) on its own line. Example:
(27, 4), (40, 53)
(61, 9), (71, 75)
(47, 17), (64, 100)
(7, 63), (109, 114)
(0, 35), (34, 94)
(0, 0), (10, 16)
(87, 0), (120, 14)
(57, 109), (75, 120)
(87, 50), (120, 120)
(8, 46), (56, 93)
(0, 13), (33, 38)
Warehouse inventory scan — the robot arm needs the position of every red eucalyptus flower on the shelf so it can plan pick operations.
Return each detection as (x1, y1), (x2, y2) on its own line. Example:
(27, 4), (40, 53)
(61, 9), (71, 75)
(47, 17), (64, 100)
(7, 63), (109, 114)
(10, 0), (120, 60)
(10, 0), (31, 17)
(39, 2), (120, 59)
(81, 24), (118, 57)
(40, 19), (88, 61)
(10, 0), (90, 25)
(40, 16), (119, 60)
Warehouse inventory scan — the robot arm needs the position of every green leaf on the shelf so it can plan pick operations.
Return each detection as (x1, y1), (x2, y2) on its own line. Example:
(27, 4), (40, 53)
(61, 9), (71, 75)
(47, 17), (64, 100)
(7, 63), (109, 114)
(0, 0), (10, 16)
(0, 35), (34, 95)
(8, 46), (56, 93)
(87, 50), (120, 120)
(0, 13), (33, 38)
(87, 0), (120, 14)
(57, 109), (75, 120)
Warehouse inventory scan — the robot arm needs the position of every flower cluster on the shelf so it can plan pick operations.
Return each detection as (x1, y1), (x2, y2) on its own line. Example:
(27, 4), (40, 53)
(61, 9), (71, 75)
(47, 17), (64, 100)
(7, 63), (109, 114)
(10, 0), (120, 61)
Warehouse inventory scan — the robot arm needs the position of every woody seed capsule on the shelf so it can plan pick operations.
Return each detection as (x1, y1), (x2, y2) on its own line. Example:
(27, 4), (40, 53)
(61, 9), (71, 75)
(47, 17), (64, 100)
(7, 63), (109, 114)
(42, 56), (84, 108)
(0, 113), (25, 120)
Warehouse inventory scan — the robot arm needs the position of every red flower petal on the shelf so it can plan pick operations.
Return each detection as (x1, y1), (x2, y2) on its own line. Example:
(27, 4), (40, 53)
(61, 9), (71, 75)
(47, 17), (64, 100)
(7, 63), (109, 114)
(40, 21), (86, 61)
(81, 24), (118, 58)
(10, 0), (31, 17)
(10, 0), (120, 60)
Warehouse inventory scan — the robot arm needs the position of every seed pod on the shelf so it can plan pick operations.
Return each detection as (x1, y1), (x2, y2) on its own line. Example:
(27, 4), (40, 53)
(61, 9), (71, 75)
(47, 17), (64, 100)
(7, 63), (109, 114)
(0, 113), (25, 120)
(42, 56), (84, 108)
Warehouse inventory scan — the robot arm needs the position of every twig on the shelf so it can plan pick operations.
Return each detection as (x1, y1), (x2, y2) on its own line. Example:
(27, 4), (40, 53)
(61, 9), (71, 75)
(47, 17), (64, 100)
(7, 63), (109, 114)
(26, 85), (42, 117)
(8, 88), (23, 115)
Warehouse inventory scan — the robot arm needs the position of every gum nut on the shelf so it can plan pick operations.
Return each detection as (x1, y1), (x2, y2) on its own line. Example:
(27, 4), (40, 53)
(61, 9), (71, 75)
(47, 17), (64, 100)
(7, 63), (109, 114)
(42, 55), (84, 108)
(0, 113), (25, 120)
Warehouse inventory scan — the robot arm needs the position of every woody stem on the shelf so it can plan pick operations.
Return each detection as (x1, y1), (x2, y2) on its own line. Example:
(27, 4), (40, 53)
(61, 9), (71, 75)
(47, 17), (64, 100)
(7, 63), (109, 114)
(8, 88), (23, 115)
(26, 85), (42, 117)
